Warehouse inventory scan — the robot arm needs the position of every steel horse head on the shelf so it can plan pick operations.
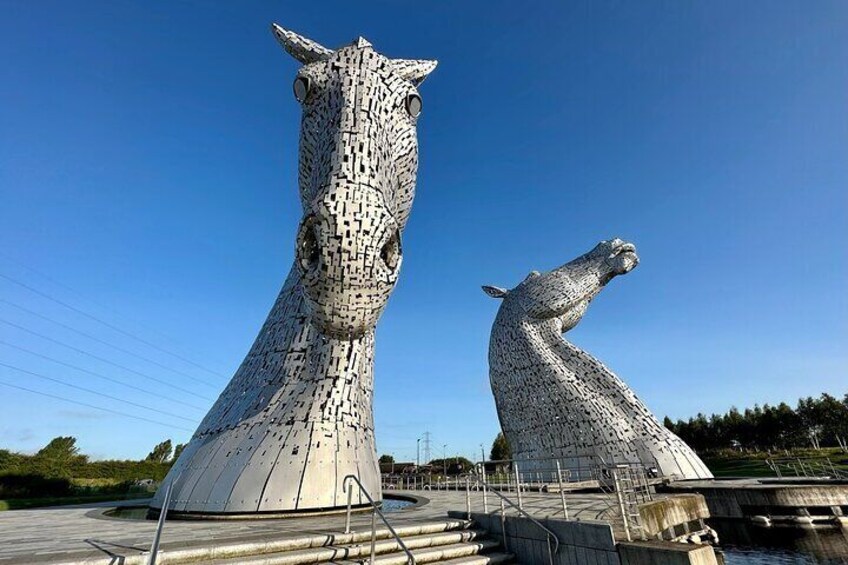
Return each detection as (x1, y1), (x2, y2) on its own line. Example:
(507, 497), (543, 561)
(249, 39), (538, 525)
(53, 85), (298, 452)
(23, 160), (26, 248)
(273, 25), (437, 339)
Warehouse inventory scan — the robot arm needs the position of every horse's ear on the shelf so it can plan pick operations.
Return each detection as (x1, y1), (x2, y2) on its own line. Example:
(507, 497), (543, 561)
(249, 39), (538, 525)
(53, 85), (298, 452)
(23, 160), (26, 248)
(392, 59), (438, 86)
(271, 24), (333, 64)
(482, 285), (508, 299)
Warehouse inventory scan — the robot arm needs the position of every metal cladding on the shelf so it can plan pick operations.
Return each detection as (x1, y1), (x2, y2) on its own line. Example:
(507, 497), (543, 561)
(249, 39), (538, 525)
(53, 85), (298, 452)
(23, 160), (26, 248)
(483, 239), (713, 480)
(150, 26), (436, 515)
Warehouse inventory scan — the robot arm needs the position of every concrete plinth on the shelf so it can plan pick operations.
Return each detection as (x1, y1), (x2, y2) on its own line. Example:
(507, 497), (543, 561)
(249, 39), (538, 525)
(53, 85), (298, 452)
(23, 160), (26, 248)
(618, 541), (719, 565)
(639, 495), (709, 535)
(660, 478), (848, 525)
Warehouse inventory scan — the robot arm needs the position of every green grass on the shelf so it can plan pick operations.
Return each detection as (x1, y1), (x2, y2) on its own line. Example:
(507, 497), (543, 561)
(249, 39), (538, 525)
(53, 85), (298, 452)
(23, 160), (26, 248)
(0, 491), (151, 511)
(702, 447), (848, 478)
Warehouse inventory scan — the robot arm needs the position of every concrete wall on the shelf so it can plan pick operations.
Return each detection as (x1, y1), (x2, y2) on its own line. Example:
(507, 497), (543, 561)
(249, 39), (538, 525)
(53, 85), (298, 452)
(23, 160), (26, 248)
(449, 510), (720, 565)
(450, 510), (620, 565)
(638, 494), (710, 537)
(661, 481), (848, 519)
(618, 541), (719, 565)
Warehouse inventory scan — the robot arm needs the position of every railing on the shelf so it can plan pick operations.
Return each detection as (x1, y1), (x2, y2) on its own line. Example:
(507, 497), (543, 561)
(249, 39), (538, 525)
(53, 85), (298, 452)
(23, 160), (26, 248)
(765, 457), (848, 480)
(344, 474), (416, 565)
(144, 472), (184, 565)
(472, 458), (571, 519)
(384, 454), (660, 544)
(469, 465), (560, 565)
(477, 456), (600, 491)
(593, 464), (651, 542)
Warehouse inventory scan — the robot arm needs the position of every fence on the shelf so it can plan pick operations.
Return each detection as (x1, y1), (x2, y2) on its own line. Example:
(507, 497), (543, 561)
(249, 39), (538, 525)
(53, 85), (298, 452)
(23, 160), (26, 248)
(382, 454), (659, 543)
(765, 457), (848, 480)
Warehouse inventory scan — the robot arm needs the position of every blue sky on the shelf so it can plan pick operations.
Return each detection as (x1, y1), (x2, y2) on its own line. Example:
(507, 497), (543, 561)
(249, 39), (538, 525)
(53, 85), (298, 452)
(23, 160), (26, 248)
(1, 2), (845, 462)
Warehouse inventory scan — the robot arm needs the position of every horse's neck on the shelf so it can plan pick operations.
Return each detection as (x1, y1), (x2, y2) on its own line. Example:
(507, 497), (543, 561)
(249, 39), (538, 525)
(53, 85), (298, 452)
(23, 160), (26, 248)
(489, 306), (573, 372)
(194, 264), (375, 437)
(490, 305), (648, 423)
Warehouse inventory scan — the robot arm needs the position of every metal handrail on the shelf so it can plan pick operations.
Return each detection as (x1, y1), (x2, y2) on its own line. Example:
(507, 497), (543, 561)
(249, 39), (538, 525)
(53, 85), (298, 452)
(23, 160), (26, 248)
(343, 474), (416, 565)
(147, 472), (182, 565)
(766, 457), (848, 480)
(471, 466), (560, 557)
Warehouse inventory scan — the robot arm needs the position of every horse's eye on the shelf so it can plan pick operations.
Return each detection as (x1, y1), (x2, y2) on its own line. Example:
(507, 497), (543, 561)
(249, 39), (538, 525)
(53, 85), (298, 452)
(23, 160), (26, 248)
(405, 93), (422, 117)
(293, 76), (311, 102)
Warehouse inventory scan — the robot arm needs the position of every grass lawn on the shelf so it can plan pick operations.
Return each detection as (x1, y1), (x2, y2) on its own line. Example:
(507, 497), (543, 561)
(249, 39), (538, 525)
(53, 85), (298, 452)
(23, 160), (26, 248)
(703, 447), (848, 478)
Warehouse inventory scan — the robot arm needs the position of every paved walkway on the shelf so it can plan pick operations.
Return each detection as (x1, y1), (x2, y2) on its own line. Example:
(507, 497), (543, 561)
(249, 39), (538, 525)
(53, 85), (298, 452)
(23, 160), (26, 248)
(0, 490), (621, 564)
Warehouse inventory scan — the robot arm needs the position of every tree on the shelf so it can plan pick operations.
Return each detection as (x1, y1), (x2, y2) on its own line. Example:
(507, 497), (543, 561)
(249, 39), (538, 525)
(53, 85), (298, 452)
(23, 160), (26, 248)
(378, 454), (395, 465)
(31, 436), (88, 478)
(490, 432), (511, 461)
(146, 440), (173, 463)
(797, 397), (823, 449)
(172, 443), (186, 461)
(816, 393), (848, 451)
(36, 437), (81, 460)
(0, 449), (23, 473)
(428, 457), (474, 475)
(724, 407), (745, 448)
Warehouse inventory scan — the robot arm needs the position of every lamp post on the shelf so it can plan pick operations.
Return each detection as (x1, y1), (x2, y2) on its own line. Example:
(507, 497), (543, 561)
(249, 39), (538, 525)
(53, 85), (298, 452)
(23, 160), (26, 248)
(416, 438), (421, 469)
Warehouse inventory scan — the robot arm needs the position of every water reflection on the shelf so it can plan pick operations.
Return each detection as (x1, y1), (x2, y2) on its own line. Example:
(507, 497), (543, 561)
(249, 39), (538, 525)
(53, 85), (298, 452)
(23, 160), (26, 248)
(712, 520), (848, 564)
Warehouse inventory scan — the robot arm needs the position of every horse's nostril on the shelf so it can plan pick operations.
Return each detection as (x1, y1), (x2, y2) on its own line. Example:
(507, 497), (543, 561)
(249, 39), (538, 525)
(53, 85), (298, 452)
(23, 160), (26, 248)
(297, 216), (320, 273)
(380, 230), (402, 271)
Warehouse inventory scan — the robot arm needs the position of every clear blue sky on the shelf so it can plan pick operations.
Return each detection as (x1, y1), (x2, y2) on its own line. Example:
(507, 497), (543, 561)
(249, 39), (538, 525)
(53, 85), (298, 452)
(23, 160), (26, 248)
(1, 2), (845, 462)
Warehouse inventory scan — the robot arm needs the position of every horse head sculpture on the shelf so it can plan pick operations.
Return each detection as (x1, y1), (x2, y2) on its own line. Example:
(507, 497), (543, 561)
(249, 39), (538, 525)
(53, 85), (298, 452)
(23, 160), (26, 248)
(274, 25), (436, 338)
(483, 238), (639, 332)
(483, 239), (713, 480)
(149, 27), (437, 516)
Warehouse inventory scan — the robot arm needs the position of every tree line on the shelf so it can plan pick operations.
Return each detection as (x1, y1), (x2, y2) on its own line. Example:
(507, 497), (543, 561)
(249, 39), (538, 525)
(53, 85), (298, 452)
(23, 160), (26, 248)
(0, 436), (184, 499)
(663, 392), (848, 453)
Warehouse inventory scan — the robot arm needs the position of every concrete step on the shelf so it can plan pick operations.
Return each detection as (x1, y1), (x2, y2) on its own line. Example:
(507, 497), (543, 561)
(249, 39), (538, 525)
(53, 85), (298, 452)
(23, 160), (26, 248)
(436, 553), (516, 565)
(52, 519), (476, 565)
(202, 529), (493, 565)
(343, 539), (504, 565)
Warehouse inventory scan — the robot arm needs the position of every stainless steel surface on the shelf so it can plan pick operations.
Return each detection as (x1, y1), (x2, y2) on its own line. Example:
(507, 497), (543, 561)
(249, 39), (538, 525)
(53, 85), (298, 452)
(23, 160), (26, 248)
(483, 239), (713, 480)
(150, 26), (437, 515)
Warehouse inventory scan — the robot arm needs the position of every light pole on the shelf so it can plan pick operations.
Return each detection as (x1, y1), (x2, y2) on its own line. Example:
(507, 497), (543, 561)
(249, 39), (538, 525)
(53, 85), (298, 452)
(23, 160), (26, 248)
(480, 444), (485, 463)
(416, 438), (421, 469)
(443, 444), (447, 476)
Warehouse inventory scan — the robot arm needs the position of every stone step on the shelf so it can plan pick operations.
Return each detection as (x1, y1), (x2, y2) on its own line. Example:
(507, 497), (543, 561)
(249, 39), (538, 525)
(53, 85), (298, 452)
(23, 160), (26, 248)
(201, 529), (493, 565)
(52, 519), (476, 565)
(436, 553), (516, 565)
(339, 539), (504, 565)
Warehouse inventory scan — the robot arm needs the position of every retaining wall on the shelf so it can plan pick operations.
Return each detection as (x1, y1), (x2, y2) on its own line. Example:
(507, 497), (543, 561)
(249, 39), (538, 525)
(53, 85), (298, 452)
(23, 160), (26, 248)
(448, 511), (719, 565)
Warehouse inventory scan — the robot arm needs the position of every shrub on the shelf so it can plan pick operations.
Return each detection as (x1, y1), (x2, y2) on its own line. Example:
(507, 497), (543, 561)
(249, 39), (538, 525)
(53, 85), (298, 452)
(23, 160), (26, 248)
(0, 474), (73, 499)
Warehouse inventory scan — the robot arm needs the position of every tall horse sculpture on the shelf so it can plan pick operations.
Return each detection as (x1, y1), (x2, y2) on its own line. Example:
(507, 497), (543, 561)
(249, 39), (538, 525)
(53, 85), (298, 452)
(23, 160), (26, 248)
(483, 239), (713, 480)
(151, 25), (436, 515)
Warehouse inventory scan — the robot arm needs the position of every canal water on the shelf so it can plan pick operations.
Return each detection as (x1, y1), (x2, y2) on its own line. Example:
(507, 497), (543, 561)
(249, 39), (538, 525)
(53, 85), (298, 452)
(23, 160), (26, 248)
(712, 520), (848, 564)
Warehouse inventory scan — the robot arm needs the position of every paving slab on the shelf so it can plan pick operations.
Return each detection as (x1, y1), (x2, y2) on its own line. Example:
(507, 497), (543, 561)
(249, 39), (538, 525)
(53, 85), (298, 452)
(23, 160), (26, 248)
(0, 490), (635, 564)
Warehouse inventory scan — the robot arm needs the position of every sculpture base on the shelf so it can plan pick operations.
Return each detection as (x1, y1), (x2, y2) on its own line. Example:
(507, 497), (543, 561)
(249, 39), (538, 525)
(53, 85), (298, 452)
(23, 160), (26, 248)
(145, 502), (374, 520)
